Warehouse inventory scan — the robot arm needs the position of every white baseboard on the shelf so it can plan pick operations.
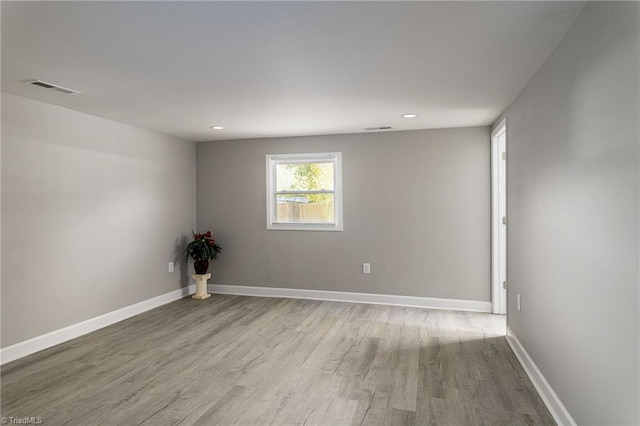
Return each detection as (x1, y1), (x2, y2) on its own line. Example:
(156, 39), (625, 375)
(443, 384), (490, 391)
(1, 284), (491, 365)
(208, 284), (492, 313)
(0, 284), (195, 365)
(506, 327), (576, 426)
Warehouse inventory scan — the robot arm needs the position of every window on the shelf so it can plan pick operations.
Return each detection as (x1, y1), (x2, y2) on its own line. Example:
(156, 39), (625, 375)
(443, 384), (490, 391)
(266, 152), (343, 231)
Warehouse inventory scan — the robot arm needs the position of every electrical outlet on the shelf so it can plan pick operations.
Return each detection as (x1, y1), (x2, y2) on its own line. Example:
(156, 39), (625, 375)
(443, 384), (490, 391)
(516, 293), (521, 311)
(168, 262), (174, 273)
(362, 263), (371, 274)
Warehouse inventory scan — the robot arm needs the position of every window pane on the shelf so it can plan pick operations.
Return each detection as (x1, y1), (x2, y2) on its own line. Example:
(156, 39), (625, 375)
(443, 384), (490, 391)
(276, 162), (334, 192)
(275, 193), (335, 224)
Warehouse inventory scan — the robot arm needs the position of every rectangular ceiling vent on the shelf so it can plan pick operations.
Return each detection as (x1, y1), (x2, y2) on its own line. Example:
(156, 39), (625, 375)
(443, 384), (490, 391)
(23, 79), (81, 95)
(364, 126), (393, 131)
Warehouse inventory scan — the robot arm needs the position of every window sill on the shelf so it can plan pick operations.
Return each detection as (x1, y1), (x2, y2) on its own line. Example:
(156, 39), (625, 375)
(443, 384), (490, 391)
(267, 223), (343, 232)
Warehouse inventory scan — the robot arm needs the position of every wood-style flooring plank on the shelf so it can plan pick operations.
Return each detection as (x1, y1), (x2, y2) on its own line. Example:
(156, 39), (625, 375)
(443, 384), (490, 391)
(1, 295), (554, 425)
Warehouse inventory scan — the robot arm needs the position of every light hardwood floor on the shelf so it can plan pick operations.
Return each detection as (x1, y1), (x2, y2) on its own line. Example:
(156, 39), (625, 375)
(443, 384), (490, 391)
(1, 295), (554, 425)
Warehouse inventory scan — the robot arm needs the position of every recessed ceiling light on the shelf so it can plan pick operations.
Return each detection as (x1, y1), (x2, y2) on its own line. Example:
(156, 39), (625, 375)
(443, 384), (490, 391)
(401, 113), (418, 119)
(210, 126), (225, 130)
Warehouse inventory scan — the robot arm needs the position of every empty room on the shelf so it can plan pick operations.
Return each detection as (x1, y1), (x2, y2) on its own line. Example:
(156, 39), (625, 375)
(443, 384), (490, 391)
(1, 1), (638, 425)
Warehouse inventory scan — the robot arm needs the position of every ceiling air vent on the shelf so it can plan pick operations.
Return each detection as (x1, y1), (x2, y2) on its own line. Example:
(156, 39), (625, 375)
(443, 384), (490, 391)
(23, 79), (81, 95)
(364, 126), (393, 131)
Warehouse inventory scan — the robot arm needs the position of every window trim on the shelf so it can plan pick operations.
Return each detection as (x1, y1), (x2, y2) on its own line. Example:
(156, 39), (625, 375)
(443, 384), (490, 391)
(266, 152), (343, 231)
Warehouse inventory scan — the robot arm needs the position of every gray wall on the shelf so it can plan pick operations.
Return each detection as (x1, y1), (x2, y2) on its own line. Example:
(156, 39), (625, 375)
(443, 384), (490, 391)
(498, 2), (639, 424)
(1, 93), (197, 348)
(197, 127), (490, 302)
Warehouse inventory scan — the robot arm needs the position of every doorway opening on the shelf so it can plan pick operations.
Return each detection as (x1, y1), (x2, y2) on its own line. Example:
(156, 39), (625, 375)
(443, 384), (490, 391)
(491, 119), (507, 315)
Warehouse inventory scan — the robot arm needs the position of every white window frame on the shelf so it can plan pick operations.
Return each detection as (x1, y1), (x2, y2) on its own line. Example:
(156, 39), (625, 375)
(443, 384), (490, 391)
(266, 152), (343, 231)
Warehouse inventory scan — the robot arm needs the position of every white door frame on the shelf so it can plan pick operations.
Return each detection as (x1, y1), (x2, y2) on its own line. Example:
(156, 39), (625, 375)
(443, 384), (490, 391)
(491, 119), (507, 314)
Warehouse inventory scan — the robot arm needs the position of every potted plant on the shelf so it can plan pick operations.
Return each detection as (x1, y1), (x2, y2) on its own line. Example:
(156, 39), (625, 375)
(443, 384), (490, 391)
(184, 230), (222, 274)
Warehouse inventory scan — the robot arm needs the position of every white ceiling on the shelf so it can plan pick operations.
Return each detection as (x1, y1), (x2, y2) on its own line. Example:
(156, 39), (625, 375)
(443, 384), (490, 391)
(1, 1), (586, 142)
